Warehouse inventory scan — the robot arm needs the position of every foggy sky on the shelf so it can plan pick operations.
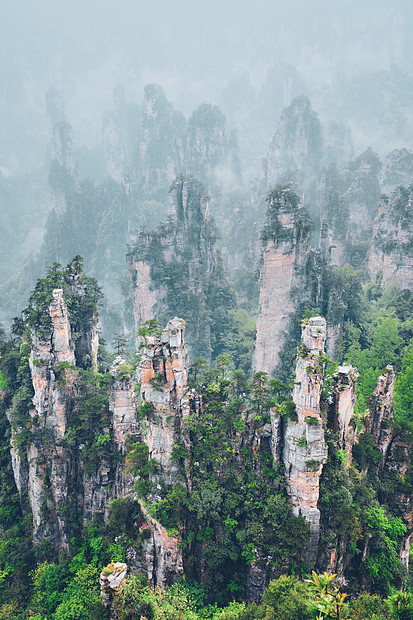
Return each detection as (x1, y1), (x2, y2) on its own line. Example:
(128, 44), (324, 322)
(1, 0), (413, 171)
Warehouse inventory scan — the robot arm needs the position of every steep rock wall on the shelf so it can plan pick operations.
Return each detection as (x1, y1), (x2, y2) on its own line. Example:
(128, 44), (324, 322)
(283, 317), (328, 562)
(364, 367), (413, 570)
(346, 148), (381, 246)
(253, 186), (311, 376)
(136, 318), (189, 485)
(331, 365), (358, 462)
(13, 290), (77, 549)
(186, 103), (241, 187)
(140, 505), (183, 587)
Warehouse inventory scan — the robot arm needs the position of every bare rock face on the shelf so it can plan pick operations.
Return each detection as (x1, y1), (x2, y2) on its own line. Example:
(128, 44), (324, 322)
(368, 187), (413, 292)
(283, 317), (328, 562)
(265, 96), (322, 185)
(246, 564), (267, 604)
(19, 290), (76, 549)
(136, 318), (189, 485)
(110, 356), (139, 451)
(127, 175), (234, 360)
(128, 255), (162, 331)
(253, 186), (312, 376)
(140, 505), (183, 587)
(365, 366), (395, 456)
(331, 365), (358, 462)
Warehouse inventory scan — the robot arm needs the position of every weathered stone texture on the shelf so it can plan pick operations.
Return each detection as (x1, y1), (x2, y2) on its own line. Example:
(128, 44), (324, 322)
(333, 365), (358, 461)
(365, 366), (395, 456)
(140, 505), (183, 587)
(283, 317), (328, 562)
(253, 191), (311, 376)
(137, 318), (189, 485)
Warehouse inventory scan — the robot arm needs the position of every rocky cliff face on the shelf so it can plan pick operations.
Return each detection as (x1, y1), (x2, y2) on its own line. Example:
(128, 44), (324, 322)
(8, 289), (79, 550)
(127, 175), (234, 360)
(368, 186), (413, 292)
(365, 366), (395, 456)
(283, 317), (328, 562)
(253, 186), (312, 376)
(364, 367), (413, 570)
(324, 121), (353, 169)
(136, 318), (189, 486)
(317, 164), (349, 268)
(318, 149), (381, 275)
(6, 279), (132, 553)
(128, 253), (163, 332)
(106, 318), (189, 585)
(330, 365), (358, 462)
(140, 505), (184, 587)
(264, 96), (322, 186)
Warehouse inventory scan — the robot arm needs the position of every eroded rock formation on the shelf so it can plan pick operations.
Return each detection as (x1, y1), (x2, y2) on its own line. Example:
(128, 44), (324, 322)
(49, 121), (78, 218)
(140, 506), (183, 587)
(103, 85), (139, 183)
(346, 148), (381, 246)
(364, 367), (413, 570)
(8, 289), (79, 549)
(331, 365), (358, 462)
(136, 318), (189, 485)
(283, 317), (328, 562)
(127, 175), (234, 360)
(253, 185), (312, 376)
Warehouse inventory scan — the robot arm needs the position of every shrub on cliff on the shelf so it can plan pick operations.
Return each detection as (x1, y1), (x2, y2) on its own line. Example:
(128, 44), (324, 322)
(254, 575), (313, 620)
